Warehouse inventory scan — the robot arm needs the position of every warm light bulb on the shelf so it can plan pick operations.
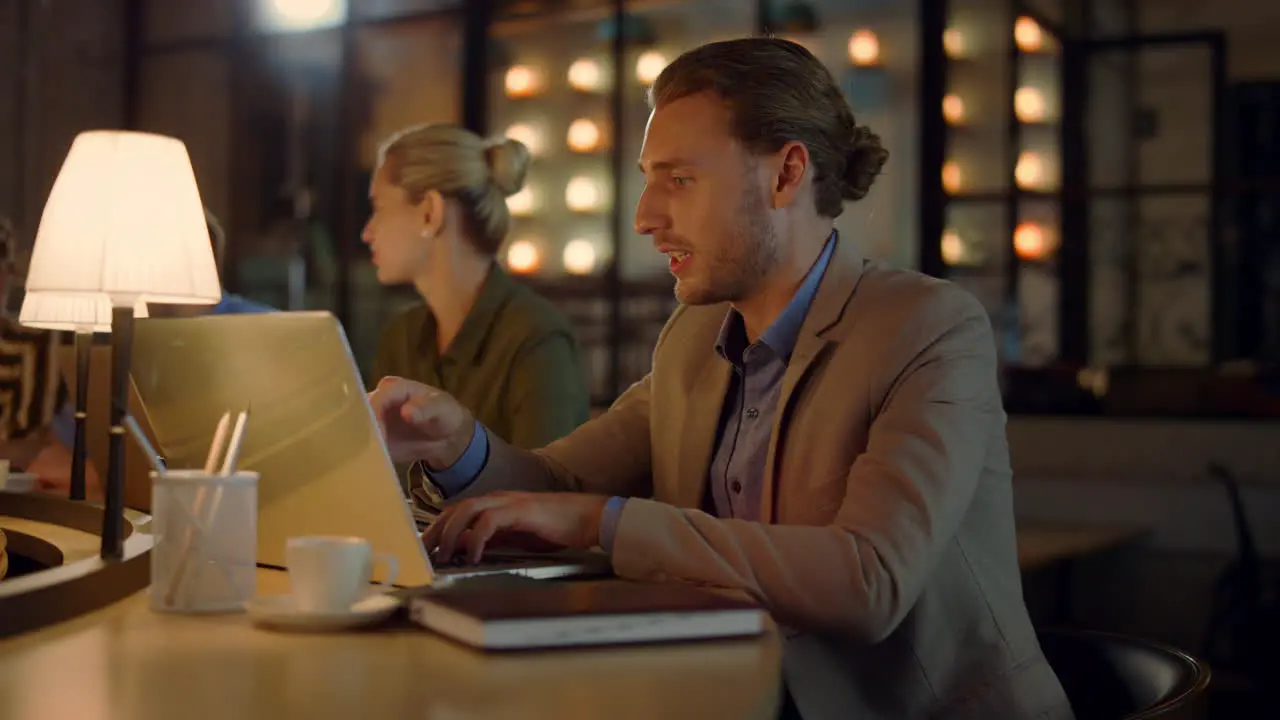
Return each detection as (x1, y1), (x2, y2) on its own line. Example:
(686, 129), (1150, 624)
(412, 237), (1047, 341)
(1015, 151), (1044, 189)
(943, 28), (966, 58)
(1014, 16), (1043, 53)
(503, 123), (542, 156)
(566, 118), (602, 153)
(505, 239), (541, 274)
(848, 30), (880, 66)
(567, 57), (603, 92)
(942, 161), (963, 194)
(565, 176), (604, 212)
(1014, 221), (1047, 260)
(942, 94), (966, 125)
(635, 51), (667, 85)
(506, 187), (536, 217)
(1077, 367), (1109, 398)
(504, 65), (539, 98)
(1014, 87), (1046, 123)
(941, 230), (966, 265)
(563, 238), (598, 275)
(265, 0), (344, 30)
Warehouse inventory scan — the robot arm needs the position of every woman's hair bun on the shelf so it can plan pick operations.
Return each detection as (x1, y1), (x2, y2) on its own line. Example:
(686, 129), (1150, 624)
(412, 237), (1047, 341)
(484, 137), (532, 196)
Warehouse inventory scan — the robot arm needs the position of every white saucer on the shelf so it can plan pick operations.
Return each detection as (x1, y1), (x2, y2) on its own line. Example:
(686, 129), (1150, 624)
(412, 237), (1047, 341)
(246, 592), (401, 633)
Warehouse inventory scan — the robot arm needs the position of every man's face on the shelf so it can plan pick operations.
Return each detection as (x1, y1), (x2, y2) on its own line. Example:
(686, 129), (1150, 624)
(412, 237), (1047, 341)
(635, 91), (778, 306)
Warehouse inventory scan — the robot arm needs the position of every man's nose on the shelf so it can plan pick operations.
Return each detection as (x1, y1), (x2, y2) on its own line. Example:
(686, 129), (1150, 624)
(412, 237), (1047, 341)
(634, 187), (667, 236)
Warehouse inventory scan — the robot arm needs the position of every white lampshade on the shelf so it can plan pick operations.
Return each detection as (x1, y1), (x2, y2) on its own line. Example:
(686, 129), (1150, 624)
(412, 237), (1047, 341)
(20, 130), (221, 332)
(19, 294), (149, 333)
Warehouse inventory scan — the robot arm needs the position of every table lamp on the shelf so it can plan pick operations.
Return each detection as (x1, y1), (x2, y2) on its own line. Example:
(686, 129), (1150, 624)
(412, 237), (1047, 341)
(19, 291), (148, 501)
(19, 130), (222, 560)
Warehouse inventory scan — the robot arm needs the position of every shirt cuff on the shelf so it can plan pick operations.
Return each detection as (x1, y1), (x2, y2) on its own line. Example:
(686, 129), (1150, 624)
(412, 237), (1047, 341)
(423, 420), (488, 498)
(599, 496), (627, 553)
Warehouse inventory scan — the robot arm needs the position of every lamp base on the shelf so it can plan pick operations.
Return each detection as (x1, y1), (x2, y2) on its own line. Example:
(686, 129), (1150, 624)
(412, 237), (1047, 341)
(70, 329), (92, 501)
(101, 307), (133, 560)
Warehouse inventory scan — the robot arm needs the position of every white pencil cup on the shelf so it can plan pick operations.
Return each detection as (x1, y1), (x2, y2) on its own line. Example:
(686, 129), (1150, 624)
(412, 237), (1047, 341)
(150, 470), (259, 613)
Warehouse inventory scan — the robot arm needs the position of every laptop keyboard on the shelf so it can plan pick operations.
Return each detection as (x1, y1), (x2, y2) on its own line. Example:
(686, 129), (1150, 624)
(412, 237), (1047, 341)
(431, 553), (527, 570)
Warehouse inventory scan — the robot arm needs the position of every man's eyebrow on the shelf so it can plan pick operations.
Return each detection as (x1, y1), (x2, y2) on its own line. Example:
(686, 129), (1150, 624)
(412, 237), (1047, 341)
(637, 158), (699, 172)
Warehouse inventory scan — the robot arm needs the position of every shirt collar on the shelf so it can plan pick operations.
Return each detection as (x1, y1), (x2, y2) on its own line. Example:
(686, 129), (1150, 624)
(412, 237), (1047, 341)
(715, 231), (837, 365)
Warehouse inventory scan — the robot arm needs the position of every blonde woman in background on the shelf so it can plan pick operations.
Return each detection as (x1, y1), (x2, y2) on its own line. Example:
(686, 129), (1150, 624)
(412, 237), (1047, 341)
(364, 125), (589, 494)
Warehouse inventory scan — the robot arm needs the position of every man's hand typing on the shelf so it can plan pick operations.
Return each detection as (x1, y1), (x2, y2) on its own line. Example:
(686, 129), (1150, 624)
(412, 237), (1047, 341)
(421, 491), (610, 565)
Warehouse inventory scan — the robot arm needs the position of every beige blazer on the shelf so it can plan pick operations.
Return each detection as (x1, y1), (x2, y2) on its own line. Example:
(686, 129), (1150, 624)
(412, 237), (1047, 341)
(459, 237), (1074, 719)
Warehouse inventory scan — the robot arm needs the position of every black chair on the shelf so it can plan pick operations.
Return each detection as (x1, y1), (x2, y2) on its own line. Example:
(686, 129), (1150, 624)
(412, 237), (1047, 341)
(1038, 628), (1211, 719)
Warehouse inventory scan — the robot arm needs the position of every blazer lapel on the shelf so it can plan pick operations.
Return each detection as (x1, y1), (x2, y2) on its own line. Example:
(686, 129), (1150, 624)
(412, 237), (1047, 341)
(760, 236), (868, 522)
(676, 352), (732, 509)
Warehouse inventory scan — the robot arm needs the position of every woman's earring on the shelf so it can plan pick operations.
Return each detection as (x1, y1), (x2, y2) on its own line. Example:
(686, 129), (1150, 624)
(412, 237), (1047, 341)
(420, 228), (433, 240)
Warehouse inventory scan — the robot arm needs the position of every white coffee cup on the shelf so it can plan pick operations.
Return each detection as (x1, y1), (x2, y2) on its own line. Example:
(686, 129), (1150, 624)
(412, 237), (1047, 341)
(285, 536), (399, 613)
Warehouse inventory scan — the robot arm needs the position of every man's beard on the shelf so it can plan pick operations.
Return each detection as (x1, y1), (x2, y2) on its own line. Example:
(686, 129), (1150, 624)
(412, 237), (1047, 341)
(676, 182), (778, 306)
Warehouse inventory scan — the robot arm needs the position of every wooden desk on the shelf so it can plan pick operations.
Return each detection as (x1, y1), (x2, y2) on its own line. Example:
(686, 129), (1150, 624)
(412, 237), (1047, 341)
(1017, 523), (1146, 572)
(0, 569), (781, 720)
(1017, 523), (1146, 626)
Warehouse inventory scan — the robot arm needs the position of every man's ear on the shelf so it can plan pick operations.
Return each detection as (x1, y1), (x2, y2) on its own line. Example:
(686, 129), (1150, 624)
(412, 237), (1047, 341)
(768, 141), (810, 210)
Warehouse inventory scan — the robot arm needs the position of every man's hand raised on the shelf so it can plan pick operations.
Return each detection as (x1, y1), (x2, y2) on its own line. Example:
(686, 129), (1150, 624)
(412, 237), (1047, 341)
(368, 376), (475, 469)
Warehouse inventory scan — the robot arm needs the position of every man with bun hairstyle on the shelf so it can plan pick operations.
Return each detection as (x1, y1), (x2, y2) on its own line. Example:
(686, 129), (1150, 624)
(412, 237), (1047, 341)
(373, 38), (1072, 719)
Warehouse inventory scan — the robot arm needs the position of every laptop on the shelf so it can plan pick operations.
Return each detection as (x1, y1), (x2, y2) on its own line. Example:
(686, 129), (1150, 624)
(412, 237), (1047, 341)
(126, 311), (608, 588)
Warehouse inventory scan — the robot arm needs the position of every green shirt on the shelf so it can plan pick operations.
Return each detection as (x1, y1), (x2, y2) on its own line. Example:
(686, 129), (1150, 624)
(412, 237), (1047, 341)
(371, 265), (590, 453)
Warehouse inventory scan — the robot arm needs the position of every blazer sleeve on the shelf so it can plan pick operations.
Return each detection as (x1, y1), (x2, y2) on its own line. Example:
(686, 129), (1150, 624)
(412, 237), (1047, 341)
(606, 286), (1002, 644)
(450, 306), (690, 501)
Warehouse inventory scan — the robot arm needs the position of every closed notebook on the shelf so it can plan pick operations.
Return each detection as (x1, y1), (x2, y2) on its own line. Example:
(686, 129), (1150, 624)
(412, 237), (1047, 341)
(409, 578), (765, 650)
